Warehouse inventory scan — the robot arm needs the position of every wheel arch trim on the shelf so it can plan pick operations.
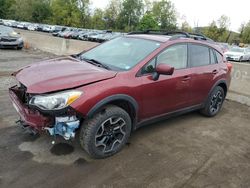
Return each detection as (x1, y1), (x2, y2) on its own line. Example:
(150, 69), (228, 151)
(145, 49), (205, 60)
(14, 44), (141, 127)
(205, 79), (228, 105)
(86, 94), (138, 119)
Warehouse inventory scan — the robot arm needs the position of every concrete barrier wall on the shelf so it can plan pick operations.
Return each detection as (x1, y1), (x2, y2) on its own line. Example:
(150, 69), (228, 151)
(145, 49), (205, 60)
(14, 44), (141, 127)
(16, 29), (98, 55)
(16, 29), (250, 105)
(227, 62), (250, 106)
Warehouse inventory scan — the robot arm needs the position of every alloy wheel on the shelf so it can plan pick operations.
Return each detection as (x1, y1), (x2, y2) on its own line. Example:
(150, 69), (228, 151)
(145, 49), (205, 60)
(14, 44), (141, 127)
(95, 117), (126, 153)
(209, 90), (223, 114)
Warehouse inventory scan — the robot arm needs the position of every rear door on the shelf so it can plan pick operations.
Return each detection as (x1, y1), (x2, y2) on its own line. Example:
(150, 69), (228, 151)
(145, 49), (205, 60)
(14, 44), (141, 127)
(188, 44), (220, 105)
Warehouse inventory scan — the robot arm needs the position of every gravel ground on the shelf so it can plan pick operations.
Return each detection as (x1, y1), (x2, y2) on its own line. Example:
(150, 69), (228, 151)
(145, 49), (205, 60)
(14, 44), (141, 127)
(0, 49), (250, 188)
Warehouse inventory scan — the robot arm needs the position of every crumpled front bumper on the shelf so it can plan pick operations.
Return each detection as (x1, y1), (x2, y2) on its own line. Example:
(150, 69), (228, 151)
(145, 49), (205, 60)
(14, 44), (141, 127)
(9, 86), (53, 131)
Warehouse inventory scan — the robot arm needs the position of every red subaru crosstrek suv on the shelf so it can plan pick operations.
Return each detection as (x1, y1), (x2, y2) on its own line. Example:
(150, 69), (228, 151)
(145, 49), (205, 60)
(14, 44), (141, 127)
(9, 31), (232, 158)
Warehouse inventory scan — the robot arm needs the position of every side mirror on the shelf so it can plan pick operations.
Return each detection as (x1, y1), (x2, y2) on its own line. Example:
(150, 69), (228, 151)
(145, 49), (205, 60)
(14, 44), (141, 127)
(152, 64), (174, 81)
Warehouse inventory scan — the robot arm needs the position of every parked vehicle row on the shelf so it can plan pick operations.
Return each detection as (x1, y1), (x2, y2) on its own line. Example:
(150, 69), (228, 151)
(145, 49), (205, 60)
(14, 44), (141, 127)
(1, 19), (124, 43)
(1, 19), (250, 57)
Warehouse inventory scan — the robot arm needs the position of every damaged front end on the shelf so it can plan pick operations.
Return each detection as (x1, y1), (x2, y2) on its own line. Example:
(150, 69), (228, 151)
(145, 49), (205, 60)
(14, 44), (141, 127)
(9, 84), (82, 140)
(45, 116), (80, 140)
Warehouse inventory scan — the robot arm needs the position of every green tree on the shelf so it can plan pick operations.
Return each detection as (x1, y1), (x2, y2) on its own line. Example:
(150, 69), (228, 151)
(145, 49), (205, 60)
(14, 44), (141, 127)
(203, 15), (231, 42)
(50, 0), (81, 27)
(138, 12), (159, 30)
(152, 0), (177, 30)
(7, 0), (51, 23)
(203, 21), (220, 41)
(0, 0), (15, 19)
(78, 0), (91, 28)
(118, 0), (144, 31)
(31, 0), (51, 23)
(241, 21), (250, 44)
(9, 0), (33, 21)
(104, 0), (122, 30)
(181, 21), (192, 32)
(91, 8), (105, 30)
(217, 15), (230, 42)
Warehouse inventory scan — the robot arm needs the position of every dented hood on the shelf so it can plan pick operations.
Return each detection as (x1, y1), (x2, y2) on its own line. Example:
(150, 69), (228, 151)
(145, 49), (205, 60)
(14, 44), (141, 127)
(15, 57), (117, 94)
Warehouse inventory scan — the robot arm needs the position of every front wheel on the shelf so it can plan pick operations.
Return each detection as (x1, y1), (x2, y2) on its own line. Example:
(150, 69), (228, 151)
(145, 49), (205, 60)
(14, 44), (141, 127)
(200, 86), (225, 117)
(79, 105), (132, 159)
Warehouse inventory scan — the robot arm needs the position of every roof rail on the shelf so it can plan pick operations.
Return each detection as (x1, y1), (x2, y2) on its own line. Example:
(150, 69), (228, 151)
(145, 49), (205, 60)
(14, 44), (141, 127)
(128, 30), (214, 42)
(128, 30), (190, 38)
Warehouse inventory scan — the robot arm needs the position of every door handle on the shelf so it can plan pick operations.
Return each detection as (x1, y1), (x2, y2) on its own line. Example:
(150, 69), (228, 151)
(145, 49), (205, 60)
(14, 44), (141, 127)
(182, 76), (191, 82)
(212, 70), (218, 74)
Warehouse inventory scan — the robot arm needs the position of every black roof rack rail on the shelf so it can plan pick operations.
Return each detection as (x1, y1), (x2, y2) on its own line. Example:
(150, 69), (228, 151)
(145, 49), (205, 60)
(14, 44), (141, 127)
(128, 30), (190, 37)
(128, 30), (214, 42)
(188, 32), (214, 42)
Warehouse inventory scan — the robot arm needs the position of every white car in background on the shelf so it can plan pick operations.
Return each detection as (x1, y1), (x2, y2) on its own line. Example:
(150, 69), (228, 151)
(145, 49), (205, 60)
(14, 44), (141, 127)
(225, 47), (250, 62)
(27, 24), (38, 31)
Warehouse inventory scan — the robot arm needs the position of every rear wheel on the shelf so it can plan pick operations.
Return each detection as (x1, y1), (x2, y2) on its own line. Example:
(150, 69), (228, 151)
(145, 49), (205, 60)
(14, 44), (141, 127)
(79, 105), (132, 159)
(239, 56), (243, 62)
(200, 86), (225, 117)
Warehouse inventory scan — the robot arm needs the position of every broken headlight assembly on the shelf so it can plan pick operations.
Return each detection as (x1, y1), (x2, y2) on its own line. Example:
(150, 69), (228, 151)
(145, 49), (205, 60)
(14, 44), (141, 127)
(29, 90), (82, 111)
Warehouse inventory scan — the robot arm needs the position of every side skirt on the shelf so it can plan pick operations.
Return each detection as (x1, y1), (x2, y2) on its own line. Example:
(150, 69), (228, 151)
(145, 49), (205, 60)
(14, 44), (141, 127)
(135, 104), (204, 130)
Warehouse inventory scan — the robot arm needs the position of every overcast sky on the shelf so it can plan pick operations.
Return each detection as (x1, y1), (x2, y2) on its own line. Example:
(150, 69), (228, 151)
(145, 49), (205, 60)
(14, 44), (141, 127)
(91, 0), (250, 32)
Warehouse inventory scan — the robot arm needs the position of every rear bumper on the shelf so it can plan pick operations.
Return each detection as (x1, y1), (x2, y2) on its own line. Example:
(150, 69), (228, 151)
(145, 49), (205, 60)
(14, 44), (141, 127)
(9, 86), (53, 131)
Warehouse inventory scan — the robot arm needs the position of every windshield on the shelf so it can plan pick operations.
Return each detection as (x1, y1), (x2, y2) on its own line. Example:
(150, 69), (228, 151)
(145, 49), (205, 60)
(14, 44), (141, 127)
(230, 47), (244, 53)
(80, 37), (161, 70)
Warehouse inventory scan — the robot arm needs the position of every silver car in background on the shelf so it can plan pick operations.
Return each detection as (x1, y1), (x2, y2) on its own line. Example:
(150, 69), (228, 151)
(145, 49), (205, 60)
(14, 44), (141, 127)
(225, 47), (250, 62)
(0, 25), (23, 49)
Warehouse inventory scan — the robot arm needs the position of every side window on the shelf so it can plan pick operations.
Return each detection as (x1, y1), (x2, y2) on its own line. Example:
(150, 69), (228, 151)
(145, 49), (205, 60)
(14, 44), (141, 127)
(189, 44), (210, 67)
(141, 58), (156, 74)
(210, 49), (217, 64)
(215, 51), (223, 63)
(157, 44), (187, 69)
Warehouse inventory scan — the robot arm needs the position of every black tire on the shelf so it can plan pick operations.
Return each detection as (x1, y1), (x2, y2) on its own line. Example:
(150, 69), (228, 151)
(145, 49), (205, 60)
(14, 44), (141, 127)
(239, 56), (243, 62)
(79, 105), (132, 159)
(200, 86), (225, 117)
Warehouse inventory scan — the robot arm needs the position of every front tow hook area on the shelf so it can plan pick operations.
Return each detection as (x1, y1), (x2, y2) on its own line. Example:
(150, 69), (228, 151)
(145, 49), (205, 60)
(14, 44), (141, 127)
(45, 116), (80, 141)
(16, 119), (39, 136)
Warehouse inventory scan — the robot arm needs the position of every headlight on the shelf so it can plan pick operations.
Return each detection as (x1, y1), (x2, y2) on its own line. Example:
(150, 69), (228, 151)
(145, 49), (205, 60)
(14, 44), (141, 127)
(29, 90), (82, 110)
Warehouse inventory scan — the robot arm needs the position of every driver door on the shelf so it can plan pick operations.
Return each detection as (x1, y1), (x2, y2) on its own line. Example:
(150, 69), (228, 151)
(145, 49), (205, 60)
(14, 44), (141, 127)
(138, 44), (193, 119)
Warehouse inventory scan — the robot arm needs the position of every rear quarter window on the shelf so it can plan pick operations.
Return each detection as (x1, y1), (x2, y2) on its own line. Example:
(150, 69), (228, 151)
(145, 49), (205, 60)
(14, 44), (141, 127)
(210, 49), (217, 64)
(215, 50), (223, 63)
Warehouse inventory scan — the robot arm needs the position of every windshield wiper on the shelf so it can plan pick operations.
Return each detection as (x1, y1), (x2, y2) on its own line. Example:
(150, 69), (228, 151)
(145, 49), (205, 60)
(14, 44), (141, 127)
(81, 57), (110, 70)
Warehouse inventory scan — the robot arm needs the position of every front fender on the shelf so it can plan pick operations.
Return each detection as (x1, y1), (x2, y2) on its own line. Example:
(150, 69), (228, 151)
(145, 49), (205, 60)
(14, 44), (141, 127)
(86, 94), (138, 119)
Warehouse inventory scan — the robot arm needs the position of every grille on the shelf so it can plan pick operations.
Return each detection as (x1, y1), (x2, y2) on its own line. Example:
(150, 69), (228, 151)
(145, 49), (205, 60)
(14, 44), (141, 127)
(19, 83), (30, 104)
(0, 37), (17, 42)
